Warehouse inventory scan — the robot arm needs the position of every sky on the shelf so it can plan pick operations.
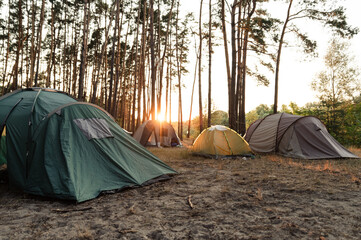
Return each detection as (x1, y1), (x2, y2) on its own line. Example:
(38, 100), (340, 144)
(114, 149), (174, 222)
(169, 0), (361, 121)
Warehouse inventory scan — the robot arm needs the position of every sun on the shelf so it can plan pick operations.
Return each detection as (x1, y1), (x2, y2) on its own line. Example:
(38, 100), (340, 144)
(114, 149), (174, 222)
(156, 111), (166, 122)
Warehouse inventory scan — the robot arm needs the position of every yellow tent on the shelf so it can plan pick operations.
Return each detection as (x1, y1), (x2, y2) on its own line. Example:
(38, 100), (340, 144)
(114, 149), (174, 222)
(192, 125), (252, 158)
(1, 126), (5, 136)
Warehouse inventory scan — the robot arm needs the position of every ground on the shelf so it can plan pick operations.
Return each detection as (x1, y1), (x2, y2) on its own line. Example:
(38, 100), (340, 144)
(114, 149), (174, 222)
(0, 141), (360, 240)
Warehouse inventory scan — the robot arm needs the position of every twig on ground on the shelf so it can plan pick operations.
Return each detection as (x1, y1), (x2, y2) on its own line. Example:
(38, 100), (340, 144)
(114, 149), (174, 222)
(187, 195), (194, 209)
(256, 188), (263, 201)
(52, 207), (93, 213)
(119, 229), (137, 234)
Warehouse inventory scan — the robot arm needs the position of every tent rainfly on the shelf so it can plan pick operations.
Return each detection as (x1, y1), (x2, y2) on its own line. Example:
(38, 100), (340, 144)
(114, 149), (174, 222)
(245, 113), (359, 159)
(192, 125), (253, 158)
(0, 88), (176, 202)
(133, 120), (181, 147)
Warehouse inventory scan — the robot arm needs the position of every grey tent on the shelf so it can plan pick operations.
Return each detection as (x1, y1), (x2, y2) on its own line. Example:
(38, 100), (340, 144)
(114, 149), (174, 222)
(133, 120), (181, 147)
(245, 113), (358, 159)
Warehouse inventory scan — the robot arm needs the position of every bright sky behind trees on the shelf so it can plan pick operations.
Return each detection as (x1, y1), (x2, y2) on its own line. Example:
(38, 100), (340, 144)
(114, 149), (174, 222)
(178, 0), (361, 120)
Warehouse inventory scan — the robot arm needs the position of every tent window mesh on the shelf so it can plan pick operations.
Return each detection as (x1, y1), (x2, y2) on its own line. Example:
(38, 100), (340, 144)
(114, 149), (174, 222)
(73, 118), (113, 140)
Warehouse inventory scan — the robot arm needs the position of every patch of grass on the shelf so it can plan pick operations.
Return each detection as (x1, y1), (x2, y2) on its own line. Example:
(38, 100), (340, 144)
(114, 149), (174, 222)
(349, 147), (361, 158)
(149, 146), (191, 161)
(264, 150), (361, 183)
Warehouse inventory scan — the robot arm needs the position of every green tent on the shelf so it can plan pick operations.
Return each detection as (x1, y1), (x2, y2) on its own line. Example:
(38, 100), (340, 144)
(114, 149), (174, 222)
(0, 88), (176, 202)
(0, 127), (5, 165)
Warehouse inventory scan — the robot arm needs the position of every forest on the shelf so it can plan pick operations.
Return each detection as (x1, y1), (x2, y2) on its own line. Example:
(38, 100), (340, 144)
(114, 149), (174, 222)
(0, 0), (360, 146)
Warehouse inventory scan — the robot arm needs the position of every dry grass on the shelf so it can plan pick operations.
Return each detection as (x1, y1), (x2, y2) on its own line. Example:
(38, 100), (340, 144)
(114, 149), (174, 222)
(265, 148), (361, 183)
(349, 147), (361, 158)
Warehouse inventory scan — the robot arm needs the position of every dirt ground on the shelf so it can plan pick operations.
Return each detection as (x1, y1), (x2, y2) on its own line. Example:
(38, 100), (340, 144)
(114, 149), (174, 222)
(1, 142), (361, 240)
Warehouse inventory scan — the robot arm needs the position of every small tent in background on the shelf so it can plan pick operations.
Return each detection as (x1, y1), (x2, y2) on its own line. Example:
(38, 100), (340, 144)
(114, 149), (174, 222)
(245, 113), (359, 159)
(0, 88), (176, 202)
(192, 125), (253, 158)
(133, 120), (181, 147)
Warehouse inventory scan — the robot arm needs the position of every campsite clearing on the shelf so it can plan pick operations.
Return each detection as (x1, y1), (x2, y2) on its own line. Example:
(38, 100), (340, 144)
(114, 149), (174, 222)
(1, 142), (360, 239)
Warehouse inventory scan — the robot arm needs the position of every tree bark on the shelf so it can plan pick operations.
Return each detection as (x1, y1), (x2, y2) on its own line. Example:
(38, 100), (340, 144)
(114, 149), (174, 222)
(150, 0), (156, 120)
(78, 0), (90, 100)
(91, 3), (116, 103)
(274, 0), (293, 114)
(34, 0), (46, 87)
(221, 0), (231, 123)
(230, 0), (237, 130)
(132, 1), (141, 132)
(108, 0), (120, 112)
(28, 0), (36, 88)
(112, 0), (125, 117)
(198, 0), (203, 133)
(187, 44), (199, 138)
(175, 2), (183, 140)
(157, 0), (175, 118)
(46, 3), (55, 88)
(207, 0), (212, 127)
(2, 4), (11, 94)
(11, 0), (24, 91)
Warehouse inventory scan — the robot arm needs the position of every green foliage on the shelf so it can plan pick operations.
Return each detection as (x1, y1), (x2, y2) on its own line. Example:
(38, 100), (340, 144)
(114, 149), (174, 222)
(181, 110), (229, 139)
(308, 38), (361, 146)
(296, 101), (361, 147)
(245, 103), (273, 128)
(311, 39), (360, 107)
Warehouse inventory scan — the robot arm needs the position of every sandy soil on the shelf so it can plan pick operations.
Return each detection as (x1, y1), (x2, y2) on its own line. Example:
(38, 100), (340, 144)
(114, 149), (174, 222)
(0, 143), (360, 240)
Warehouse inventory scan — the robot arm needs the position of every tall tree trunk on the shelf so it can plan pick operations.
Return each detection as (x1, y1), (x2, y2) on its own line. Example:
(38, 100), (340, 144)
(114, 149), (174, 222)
(71, 22), (78, 97)
(112, 0), (125, 117)
(46, 3), (55, 88)
(239, 0), (256, 135)
(28, 0), (36, 88)
(198, 0), (203, 133)
(168, 47), (172, 124)
(274, 0), (293, 114)
(12, 0), (24, 90)
(221, 0), (231, 123)
(207, 0), (212, 127)
(157, 0), (175, 117)
(176, 1), (183, 140)
(2, 4), (11, 94)
(138, 0), (147, 125)
(34, 0), (46, 87)
(25, 0), (31, 88)
(78, 0), (90, 100)
(120, 22), (131, 127)
(236, 3), (244, 132)
(141, 0), (148, 123)
(132, 2), (141, 132)
(187, 45), (199, 138)
(62, 0), (68, 92)
(91, 3), (116, 103)
(108, 0), (120, 112)
(164, 32), (171, 122)
(230, 0), (237, 130)
(149, 0), (156, 120)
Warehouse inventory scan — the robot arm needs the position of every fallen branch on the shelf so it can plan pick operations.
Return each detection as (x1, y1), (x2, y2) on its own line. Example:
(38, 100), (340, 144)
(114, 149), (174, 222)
(52, 207), (93, 213)
(119, 229), (137, 234)
(187, 195), (194, 209)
